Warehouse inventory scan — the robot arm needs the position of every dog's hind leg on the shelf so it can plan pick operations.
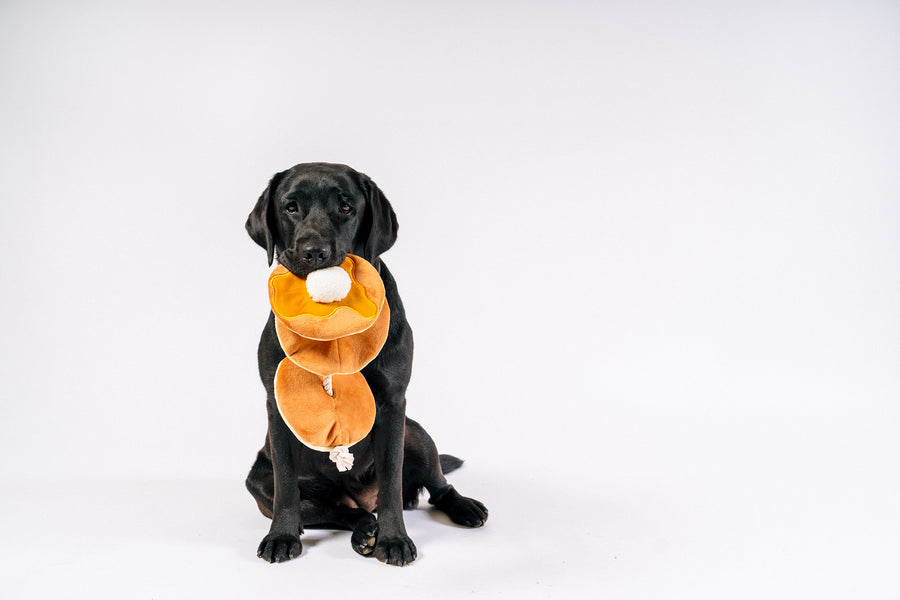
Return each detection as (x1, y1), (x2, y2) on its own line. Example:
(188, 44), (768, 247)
(291, 497), (380, 558)
(246, 452), (379, 557)
(403, 418), (488, 528)
(299, 500), (379, 558)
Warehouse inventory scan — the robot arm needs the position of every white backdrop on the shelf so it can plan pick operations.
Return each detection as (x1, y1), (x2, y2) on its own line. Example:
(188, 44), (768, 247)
(1, 1), (899, 598)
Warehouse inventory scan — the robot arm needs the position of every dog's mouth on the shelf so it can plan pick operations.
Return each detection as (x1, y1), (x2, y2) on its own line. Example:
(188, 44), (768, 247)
(278, 248), (347, 279)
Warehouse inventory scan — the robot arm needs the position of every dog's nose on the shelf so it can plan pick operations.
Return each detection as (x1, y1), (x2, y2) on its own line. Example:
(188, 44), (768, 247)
(301, 245), (331, 267)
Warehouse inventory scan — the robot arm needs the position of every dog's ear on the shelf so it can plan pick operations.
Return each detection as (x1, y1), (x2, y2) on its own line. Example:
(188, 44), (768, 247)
(355, 172), (398, 263)
(245, 171), (285, 266)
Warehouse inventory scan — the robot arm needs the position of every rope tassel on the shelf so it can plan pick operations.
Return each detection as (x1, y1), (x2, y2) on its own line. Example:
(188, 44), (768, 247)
(321, 375), (354, 471)
(329, 446), (354, 471)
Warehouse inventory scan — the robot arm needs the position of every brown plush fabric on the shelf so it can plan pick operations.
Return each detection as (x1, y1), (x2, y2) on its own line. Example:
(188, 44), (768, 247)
(269, 254), (390, 452)
(268, 255), (386, 341)
(274, 360), (376, 450)
(275, 300), (390, 376)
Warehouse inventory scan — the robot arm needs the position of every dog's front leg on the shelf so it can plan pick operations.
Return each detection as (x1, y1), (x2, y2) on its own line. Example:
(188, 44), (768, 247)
(371, 395), (417, 566)
(257, 394), (303, 563)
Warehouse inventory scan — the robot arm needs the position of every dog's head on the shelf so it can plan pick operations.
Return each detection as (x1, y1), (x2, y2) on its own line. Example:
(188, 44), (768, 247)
(246, 163), (398, 276)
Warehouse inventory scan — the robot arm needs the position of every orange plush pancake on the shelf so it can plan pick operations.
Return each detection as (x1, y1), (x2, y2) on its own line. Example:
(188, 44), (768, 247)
(268, 255), (386, 341)
(275, 300), (391, 376)
(267, 254), (389, 470)
(274, 359), (377, 452)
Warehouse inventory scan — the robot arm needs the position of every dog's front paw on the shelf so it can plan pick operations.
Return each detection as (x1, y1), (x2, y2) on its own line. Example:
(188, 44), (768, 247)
(257, 532), (302, 563)
(374, 533), (417, 566)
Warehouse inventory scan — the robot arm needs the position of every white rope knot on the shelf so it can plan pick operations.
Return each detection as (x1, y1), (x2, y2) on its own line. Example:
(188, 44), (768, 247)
(322, 377), (352, 471)
(329, 446), (354, 472)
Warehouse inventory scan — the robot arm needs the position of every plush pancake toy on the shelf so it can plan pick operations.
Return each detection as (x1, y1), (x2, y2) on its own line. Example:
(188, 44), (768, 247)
(268, 255), (390, 471)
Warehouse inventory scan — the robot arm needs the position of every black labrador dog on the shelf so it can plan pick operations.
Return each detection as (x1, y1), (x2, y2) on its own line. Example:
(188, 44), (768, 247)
(244, 162), (487, 566)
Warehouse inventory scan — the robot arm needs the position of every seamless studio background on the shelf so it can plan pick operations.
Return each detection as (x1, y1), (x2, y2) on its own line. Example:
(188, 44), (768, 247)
(1, 1), (899, 598)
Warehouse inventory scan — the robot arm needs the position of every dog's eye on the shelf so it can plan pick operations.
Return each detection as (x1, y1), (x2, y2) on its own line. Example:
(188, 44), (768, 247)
(284, 201), (299, 214)
(339, 201), (353, 214)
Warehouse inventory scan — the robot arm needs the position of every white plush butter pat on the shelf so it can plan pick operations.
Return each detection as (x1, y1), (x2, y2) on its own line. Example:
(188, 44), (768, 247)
(306, 266), (352, 303)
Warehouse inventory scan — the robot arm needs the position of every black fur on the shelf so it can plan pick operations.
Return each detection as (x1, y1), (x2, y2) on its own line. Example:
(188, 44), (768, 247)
(245, 163), (487, 565)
